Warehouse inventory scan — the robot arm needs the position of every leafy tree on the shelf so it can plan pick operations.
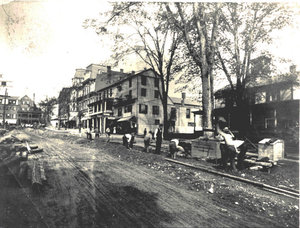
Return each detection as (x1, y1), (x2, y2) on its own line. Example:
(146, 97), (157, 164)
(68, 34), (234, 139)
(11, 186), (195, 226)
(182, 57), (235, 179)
(216, 2), (293, 135)
(83, 2), (181, 138)
(165, 2), (222, 137)
(38, 97), (57, 126)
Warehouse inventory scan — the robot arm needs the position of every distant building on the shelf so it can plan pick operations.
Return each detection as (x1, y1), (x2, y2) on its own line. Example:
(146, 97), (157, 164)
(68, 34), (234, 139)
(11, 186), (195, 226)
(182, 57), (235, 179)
(17, 95), (42, 125)
(0, 95), (19, 124)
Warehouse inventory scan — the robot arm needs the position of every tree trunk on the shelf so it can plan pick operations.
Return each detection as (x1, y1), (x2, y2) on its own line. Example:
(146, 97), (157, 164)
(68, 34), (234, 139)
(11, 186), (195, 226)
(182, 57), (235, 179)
(202, 71), (214, 137)
(162, 97), (169, 139)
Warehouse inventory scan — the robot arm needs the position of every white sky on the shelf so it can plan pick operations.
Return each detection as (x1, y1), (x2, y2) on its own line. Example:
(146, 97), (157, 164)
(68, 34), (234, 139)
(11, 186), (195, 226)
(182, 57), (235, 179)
(0, 0), (299, 103)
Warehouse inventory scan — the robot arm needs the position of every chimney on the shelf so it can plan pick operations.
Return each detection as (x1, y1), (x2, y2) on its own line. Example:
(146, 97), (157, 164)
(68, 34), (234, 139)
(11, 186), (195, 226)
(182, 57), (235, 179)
(120, 69), (124, 73)
(181, 92), (186, 106)
(290, 64), (296, 74)
(107, 66), (111, 76)
(131, 71), (135, 75)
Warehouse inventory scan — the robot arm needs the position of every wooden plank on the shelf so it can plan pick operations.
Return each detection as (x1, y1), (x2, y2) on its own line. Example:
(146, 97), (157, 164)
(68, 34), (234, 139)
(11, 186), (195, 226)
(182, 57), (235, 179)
(243, 158), (273, 167)
(32, 160), (42, 186)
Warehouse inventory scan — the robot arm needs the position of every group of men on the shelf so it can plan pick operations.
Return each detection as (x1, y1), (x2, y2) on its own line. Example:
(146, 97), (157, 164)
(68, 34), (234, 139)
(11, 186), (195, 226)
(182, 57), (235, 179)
(88, 118), (246, 171)
(143, 124), (163, 154)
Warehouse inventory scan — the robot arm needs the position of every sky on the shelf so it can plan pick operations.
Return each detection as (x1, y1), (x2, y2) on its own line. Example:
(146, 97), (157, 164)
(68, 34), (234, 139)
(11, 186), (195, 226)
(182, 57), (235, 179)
(0, 0), (300, 103)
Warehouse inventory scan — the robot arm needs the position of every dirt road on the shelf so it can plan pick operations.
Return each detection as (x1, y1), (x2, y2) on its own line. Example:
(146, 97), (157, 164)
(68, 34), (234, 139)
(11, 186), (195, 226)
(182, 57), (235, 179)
(1, 129), (299, 227)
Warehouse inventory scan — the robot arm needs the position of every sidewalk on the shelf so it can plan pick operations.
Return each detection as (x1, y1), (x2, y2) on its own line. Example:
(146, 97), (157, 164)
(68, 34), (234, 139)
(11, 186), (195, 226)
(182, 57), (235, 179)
(45, 127), (299, 162)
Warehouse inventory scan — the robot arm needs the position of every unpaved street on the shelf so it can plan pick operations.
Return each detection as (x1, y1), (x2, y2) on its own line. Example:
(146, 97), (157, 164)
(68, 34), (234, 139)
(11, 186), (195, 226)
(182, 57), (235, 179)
(1, 129), (299, 227)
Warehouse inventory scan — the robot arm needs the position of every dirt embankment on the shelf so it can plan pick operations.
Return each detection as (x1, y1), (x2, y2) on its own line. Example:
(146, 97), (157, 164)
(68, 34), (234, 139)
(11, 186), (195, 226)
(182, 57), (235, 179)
(0, 128), (299, 228)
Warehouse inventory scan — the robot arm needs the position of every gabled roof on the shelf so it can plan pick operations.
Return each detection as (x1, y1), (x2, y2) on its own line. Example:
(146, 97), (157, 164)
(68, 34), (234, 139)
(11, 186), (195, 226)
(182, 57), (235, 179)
(168, 97), (200, 106)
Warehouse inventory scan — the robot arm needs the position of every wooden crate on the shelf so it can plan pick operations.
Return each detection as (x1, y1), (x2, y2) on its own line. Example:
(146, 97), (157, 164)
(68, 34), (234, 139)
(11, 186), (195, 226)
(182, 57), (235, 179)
(191, 139), (221, 159)
(258, 139), (284, 162)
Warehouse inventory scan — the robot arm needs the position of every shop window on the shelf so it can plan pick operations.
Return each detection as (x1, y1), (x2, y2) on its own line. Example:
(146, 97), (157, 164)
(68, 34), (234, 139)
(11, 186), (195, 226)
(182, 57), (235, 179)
(186, 108), (191, 118)
(152, 105), (159, 115)
(155, 119), (160, 125)
(139, 104), (148, 114)
(141, 88), (147, 97)
(154, 90), (159, 99)
(141, 76), (147, 86)
(154, 78), (159, 88)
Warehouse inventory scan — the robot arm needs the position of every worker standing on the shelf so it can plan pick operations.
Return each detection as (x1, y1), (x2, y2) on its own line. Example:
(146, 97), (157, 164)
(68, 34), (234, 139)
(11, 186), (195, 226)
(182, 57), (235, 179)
(155, 124), (163, 154)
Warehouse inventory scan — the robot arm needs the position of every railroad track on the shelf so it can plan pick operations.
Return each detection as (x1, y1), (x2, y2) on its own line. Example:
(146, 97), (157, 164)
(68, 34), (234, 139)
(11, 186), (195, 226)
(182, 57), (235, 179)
(165, 158), (300, 199)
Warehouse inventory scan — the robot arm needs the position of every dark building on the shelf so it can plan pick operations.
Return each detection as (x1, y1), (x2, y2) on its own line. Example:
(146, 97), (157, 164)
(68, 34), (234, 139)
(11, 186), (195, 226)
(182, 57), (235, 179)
(214, 74), (299, 146)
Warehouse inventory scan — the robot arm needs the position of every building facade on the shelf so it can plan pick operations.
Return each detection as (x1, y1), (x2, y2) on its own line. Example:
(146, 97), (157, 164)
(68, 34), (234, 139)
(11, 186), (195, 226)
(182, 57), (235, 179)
(86, 68), (201, 135)
(214, 73), (300, 145)
(0, 95), (19, 124)
(17, 95), (42, 125)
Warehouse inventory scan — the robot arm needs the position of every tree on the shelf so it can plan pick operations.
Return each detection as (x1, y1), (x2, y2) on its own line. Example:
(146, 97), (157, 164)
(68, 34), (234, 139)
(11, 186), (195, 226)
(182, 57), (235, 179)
(83, 2), (181, 138)
(39, 97), (57, 126)
(216, 3), (293, 135)
(165, 2), (222, 137)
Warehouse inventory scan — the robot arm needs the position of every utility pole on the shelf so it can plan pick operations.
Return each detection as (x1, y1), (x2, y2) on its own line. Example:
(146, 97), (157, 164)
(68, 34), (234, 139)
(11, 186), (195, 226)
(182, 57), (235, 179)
(2, 88), (8, 127)
(0, 74), (12, 129)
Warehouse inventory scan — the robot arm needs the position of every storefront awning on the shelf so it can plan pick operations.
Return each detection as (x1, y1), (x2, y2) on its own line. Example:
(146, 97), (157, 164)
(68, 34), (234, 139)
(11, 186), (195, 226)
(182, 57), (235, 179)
(117, 116), (136, 122)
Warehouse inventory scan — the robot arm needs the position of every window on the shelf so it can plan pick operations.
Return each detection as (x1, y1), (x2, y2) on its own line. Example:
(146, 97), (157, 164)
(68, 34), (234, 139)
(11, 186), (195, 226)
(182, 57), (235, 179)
(154, 90), (159, 99)
(280, 88), (291, 101)
(255, 92), (266, 104)
(154, 78), (159, 88)
(129, 78), (132, 87)
(141, 88), (147, 97)
(188, 122), (195, 127)
(117, 86), (122, 92)
(124, 105), (132, 113)
(118, 108), (122, 116)
(186, 108), (191, 118)
(155, 119), (160, 125)
(110, 88), (112, 97)
(152, 106), (159, 115)
(141, 76), (147, 86)
(128, 90), (132, 98)
(265, 118), (275, 129)
(139, 104), (148, 114)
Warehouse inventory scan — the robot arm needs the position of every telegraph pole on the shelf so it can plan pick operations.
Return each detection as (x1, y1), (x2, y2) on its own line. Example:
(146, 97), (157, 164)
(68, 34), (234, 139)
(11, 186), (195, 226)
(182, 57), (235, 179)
(2, 88), (8, 127)
(0, 74), (11, 129)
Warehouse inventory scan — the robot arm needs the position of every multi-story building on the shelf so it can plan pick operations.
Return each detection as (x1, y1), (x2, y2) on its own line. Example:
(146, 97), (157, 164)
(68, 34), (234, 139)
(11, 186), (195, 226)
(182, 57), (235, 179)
(214, 68), (300, 145)
(76, 64), (107, 129)
(168, 94), (203, 134)
(0, 95), (19, 124)
(17, 95), (42, 125)
(87, 68), (202, 135)
(58, 87), (72, 128)
(69, 69), (85, 127)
